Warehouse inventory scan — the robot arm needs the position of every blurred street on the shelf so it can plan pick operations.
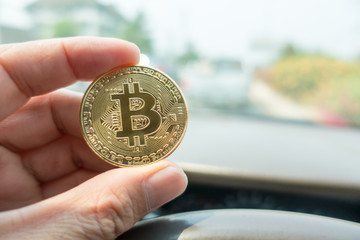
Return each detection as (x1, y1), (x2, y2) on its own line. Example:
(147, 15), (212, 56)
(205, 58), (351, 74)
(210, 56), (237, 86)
(249, 79), (322, 123)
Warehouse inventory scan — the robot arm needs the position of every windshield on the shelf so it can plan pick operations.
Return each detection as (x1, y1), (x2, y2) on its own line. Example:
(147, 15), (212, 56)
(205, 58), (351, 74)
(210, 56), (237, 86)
(1, 0), (360, 182)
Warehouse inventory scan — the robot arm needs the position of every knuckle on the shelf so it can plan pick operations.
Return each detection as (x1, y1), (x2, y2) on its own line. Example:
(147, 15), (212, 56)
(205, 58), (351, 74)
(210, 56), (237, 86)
(76, 185), (145, 239)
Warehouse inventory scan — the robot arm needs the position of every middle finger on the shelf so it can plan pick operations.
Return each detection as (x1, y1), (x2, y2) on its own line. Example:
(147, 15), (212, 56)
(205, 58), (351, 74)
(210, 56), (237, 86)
(21, 135), (114, 183)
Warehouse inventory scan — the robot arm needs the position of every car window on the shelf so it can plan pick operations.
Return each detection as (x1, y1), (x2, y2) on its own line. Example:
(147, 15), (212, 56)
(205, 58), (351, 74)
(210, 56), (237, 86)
(1, 0), (360, 184)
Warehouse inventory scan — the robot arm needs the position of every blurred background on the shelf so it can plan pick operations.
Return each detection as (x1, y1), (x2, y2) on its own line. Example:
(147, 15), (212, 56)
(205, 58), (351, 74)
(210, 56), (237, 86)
(1, 0), (360, 183)
(1, 0), (360, 127)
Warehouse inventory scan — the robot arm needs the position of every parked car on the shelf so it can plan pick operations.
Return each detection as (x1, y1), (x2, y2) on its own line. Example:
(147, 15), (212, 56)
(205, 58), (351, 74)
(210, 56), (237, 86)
(179, 59), (251, 108)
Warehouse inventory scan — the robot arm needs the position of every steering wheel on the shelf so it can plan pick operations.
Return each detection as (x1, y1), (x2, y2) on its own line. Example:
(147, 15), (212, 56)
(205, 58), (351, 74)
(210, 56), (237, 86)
(117, 209), (360, 239)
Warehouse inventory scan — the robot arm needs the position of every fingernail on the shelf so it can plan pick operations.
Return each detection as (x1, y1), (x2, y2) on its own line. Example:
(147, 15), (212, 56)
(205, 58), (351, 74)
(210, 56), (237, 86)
(144, 163), (188, 211)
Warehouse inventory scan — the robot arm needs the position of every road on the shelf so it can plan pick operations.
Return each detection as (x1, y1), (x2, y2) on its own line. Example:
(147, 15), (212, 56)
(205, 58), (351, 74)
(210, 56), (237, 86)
(170, 111), (360, 190)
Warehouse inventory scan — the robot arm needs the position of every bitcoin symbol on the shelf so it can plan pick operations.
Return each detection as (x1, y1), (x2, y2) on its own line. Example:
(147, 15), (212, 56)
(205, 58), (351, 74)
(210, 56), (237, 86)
(111, 82), (161, 147)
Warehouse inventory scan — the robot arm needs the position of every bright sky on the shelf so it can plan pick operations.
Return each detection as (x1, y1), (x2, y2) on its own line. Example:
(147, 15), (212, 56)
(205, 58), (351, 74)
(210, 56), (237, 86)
(1, 0), (360, 60)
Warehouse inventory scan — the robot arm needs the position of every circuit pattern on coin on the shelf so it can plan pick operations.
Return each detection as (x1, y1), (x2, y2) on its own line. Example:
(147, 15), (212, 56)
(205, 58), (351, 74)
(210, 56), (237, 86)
(80, 66), (188, 167)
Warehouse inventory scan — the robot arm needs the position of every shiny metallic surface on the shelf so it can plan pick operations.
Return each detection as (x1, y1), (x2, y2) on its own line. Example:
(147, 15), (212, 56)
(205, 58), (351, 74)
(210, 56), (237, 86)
(80, 66), (188, 167)
(118, 209), (360, 240)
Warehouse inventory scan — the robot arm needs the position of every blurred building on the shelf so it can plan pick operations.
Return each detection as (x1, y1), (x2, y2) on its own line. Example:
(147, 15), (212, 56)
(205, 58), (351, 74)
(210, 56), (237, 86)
(0, 25), (34, 44)
(26, 0), (125, 38)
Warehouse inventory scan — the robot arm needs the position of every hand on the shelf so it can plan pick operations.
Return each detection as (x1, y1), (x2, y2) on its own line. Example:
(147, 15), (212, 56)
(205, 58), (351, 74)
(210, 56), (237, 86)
(0, 37), (187, 239)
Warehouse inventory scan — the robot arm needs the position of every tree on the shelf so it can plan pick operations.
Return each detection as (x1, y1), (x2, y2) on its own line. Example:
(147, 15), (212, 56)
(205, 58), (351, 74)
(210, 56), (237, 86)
(52, 20), (80, 38)
(176, 43), (199, 65)
(118, 12), (153, 55)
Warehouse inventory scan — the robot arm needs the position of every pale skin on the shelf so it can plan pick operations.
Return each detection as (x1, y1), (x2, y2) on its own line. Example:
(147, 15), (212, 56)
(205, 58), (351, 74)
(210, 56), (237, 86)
(0, 37), (188, 239)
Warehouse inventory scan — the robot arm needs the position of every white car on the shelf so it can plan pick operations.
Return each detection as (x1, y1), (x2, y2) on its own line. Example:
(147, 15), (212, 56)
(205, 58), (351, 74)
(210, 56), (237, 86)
(179, 60), (251, 108)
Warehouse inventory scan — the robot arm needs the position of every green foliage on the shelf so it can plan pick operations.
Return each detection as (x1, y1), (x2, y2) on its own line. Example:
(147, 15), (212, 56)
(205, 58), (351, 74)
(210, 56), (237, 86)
(176, 43), (199, 65)
(52, 20), (80, 38)
(266, 55), (360, 126)
(280, 43), (302, 58)
(118, 12), (153, 55)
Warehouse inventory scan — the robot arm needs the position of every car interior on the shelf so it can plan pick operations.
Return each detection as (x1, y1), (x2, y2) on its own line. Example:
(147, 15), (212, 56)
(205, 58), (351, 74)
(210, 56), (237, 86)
(1, 0), (360, 239)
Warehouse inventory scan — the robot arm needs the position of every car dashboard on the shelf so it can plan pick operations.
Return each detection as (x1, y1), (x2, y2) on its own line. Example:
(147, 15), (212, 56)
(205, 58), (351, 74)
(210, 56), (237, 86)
(155, 164), (360, 223)
(151, 114), (360, 223)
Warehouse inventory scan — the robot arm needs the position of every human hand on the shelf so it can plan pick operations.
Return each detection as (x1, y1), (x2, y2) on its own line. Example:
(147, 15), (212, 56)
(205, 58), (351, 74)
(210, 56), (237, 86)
(0, 37), (187, 239)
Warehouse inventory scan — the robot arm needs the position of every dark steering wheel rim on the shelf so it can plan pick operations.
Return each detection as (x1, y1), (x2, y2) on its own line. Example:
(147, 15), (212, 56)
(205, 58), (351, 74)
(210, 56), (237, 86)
(118, 209), (360, 240)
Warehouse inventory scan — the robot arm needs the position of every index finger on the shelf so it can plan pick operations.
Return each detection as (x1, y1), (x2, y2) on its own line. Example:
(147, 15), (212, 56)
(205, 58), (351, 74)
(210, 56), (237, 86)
(0, 37), (139, 121)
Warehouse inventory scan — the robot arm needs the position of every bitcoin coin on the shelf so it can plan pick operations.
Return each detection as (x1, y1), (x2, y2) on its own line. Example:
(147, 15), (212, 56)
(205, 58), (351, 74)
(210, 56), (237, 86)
(80, 66), (188, 167)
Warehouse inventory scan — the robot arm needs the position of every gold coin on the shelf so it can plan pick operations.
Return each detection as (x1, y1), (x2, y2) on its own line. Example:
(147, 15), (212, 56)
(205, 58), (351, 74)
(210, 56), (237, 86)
(80, 66), (188, 167)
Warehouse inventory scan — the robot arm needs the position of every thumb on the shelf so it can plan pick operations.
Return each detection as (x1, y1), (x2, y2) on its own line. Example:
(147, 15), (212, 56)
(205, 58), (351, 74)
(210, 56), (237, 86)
(0, 160), (187, 240)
